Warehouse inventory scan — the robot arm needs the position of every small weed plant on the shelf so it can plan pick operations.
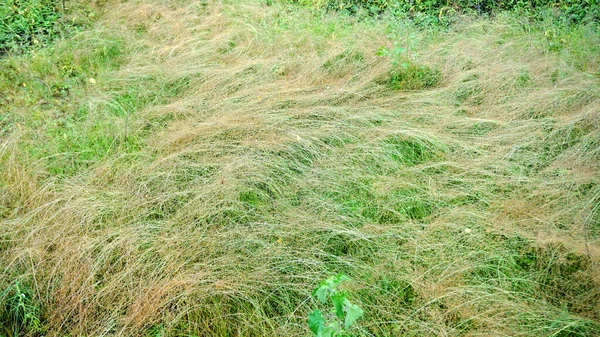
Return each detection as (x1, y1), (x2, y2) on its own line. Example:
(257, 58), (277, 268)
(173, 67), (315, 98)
(308, 274), (364, 337)
(1, 280), (43, 337)
(376, 40), (442, 91)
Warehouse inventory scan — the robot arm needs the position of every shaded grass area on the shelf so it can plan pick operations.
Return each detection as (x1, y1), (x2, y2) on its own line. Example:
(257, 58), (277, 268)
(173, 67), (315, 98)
(1, 0), (599, 336)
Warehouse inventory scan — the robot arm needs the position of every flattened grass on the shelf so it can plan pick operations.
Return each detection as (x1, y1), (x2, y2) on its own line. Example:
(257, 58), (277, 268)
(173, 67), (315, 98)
(1, 0), (599, 336)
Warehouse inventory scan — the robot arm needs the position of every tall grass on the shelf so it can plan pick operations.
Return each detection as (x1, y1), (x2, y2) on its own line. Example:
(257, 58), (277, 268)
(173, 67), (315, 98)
(1, 0), (599, 336)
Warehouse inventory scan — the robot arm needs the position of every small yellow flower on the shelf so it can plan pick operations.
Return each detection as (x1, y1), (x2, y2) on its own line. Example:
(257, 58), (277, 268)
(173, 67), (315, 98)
(22, 82), (26, 87)
(89, 78), (96, 84)
(277, 238), (283, 243)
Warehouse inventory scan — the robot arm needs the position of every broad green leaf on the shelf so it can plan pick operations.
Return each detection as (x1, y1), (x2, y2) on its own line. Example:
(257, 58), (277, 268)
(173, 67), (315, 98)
(325, 276), (337, 288)
(331, 292), (346, 319)
(313, 285), (329, 303)
(334, 274), (350, 284)
(344, 302), (364, 330)
(308, 310), (325, 335)
(317, 325), (336, 337)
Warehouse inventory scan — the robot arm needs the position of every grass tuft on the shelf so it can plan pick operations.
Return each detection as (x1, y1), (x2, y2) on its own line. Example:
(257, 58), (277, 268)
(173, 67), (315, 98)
(380, 59), (442, 91)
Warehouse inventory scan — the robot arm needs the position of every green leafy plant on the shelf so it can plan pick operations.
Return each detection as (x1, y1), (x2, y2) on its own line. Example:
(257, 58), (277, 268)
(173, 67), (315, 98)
(376, 38), (442, 91)
(0, 0), (93, 56)
(0, 0), (61, 55)
(287, 0), (600, 25)
(308, 274), (364, 337)
(1, 280), (44, 337)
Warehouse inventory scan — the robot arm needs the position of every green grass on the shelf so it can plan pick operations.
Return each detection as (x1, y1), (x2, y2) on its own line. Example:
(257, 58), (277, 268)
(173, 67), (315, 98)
(381, 60), (442, 91)
(1, 0), (599, 336)
(0, 0), (94, 56)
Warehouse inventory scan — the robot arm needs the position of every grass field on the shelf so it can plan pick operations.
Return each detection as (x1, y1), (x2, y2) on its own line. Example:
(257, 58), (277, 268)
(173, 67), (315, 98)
(1, 0), (599, 336)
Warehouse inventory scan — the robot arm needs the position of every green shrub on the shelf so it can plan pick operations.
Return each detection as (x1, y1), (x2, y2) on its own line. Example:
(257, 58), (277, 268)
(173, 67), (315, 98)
(380, 59), (442, 90)
(286, 0), (600, 25)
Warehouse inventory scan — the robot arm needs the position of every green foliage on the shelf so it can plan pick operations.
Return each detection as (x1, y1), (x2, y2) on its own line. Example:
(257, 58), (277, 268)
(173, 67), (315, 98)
(287, 0), (600, 25)
(379, 59), (441, 91)
(309, 274), (364, 336)
(0, 280), (44, 337)
(0, 0), (92, 56)
(0, 0), (61, 55)
(322, 0), (390, 16)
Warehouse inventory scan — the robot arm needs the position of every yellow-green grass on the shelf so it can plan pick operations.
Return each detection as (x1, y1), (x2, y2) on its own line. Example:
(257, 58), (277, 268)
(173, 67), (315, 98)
(1, 0), (599, 336)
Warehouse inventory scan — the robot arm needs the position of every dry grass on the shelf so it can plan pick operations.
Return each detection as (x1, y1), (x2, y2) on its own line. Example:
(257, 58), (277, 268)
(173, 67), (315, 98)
(1, 0), (599, 336)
